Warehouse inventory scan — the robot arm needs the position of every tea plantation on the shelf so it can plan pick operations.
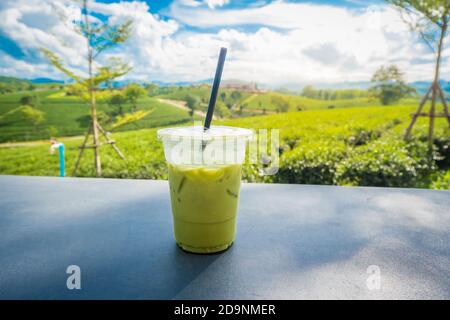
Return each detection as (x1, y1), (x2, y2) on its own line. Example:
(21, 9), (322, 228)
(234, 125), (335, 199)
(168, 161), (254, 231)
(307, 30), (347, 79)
(0, 103), (448, 189)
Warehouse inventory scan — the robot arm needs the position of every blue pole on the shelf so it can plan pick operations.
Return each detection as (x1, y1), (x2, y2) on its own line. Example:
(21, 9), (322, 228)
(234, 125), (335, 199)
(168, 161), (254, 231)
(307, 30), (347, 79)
(59, 143), (65, 177)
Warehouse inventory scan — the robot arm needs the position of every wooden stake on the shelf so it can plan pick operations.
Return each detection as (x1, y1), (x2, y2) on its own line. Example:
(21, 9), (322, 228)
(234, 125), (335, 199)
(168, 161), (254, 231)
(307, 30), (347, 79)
(72, 123), (92, 176)
(72, 123), (126, 176)
(404, 85), (432, 139)
(97, 124), (125, 160)
(404, 21), (447, 151)
(428, 84), (439, 153)
(436, 84), (450, 127)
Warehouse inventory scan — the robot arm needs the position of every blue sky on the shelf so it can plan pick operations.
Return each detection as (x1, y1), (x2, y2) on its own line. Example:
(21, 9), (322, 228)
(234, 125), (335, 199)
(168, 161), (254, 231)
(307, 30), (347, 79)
(0, 0), (447, 87)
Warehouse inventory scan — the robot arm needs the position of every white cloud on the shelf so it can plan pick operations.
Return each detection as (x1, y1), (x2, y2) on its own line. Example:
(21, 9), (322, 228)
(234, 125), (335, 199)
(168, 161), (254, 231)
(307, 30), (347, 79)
(0, 0), (448, 86)
(175, 0), (229, 9)
(204, 0), (229, 9)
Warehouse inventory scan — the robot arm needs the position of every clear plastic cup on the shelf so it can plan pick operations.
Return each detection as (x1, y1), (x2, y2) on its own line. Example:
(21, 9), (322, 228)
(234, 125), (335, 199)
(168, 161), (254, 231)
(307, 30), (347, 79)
(157, 125), (253, 254)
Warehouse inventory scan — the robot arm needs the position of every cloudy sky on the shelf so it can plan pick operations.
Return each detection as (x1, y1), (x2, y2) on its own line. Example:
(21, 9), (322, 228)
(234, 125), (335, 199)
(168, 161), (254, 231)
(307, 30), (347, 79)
(0, 0), (448, 87)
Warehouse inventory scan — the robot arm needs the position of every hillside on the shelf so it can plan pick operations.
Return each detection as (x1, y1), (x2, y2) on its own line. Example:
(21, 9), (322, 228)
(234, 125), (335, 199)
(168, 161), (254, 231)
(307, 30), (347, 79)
(0, 89), (194, 143)
(0, 103), (448, 189)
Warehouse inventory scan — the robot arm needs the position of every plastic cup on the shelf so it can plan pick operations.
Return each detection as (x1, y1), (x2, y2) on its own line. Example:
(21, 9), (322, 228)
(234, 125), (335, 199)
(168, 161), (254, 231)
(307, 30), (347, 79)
(157, 125), (253, 254)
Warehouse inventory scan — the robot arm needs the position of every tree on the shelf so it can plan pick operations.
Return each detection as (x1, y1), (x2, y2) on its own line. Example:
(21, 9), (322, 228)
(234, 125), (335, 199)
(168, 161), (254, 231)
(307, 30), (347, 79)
(20, 94), (38, 107)
(271, 96), (290, 113)
(385, 1), (450, 145)
(41, 0), (132, 177)
(238, 104), (244, 115)
(145, 83), (158, 96)
(301, 85), (317, 99)
(185, 94), (198, 117)
(215, 101), (231, 118)
(230, 90), (242, 101)
(124, 84), (146, 111)
(369, 65), (415, 105)
(109, 92), (127, 115)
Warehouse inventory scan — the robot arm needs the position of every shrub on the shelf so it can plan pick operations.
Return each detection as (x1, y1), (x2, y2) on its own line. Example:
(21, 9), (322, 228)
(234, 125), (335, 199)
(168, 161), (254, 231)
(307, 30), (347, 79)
(335, 139), (432, 187)
(346, 128), (381, 146)
(242, 163), (274, 183)
(433, 137), (450, 169)
(274, 141), (345, 185)
(430, 170), (450, 190)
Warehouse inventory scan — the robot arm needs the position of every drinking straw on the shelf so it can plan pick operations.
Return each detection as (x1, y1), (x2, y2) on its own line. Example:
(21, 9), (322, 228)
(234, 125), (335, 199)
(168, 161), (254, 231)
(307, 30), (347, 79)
(204, 47), (227, 130)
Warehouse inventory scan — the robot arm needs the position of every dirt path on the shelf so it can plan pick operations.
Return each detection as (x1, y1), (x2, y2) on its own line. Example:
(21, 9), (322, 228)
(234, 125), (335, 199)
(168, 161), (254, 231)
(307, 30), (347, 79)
(158, 98), (211, 118)
(0, 136), (83, 148)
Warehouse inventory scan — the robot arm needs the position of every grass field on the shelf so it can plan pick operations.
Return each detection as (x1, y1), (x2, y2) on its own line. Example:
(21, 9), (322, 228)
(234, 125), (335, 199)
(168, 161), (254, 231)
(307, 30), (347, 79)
(2, 86), (402, 144)
(0, 90), (193, 142)
(0, 103), (448, 189)
(239, 91), (419, 111)
(156, 86), (420, 114)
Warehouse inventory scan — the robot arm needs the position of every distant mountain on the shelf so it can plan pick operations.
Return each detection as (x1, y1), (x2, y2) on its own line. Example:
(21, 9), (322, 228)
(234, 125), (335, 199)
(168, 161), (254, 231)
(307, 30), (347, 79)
(410, 80), (450, 95)
(0, 76), (65, 85)
(29, 77), (64, 84)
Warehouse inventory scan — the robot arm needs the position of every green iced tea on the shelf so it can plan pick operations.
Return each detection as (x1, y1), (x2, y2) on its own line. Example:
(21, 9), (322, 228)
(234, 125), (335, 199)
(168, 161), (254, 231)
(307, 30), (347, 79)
(168, 163), (242, 253)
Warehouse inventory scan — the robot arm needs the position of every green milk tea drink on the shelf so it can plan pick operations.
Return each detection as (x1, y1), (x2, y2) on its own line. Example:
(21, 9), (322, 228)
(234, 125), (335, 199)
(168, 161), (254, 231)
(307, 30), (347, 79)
(158, 126), (253, 253)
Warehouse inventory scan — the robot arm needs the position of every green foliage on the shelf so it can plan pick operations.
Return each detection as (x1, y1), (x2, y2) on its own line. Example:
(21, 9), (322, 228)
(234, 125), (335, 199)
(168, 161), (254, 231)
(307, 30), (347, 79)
(124, 84), (146, 110)
(215, 100), (231, 118)
(145, 83), (158, 96)
(335, 139), (433, 187)
(0, 90), (192, 142)
(301, 85), (369, 100)
(108, 92), (127, 115)
(275, 142), (345, 185)
(0, 76), (32, 93)
(185, 94), (199, 117)
(0, 91), (448, 189)
(20, 94), (38, 107)
(370, 65), (416, 105)
(40, 0), (132, 93)
(21, 106), (44, 125)
(385, 1), (449, 51)
(430, 169), (450, 189)
(271, 96), (289, 113)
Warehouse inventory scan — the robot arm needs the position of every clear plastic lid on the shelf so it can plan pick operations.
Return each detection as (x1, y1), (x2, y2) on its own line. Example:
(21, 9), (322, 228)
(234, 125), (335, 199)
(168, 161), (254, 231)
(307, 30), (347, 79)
(157, 125), (253, 141)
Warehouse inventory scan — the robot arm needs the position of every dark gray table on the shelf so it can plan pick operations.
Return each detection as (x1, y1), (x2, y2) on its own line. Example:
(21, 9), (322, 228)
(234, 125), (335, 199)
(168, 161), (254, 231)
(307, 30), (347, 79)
(0, 175), (449, 300)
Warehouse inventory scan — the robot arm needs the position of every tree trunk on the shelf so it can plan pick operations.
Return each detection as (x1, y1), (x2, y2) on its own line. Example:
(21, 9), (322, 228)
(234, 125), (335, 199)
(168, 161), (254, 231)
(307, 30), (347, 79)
(83, 0), (101, 176)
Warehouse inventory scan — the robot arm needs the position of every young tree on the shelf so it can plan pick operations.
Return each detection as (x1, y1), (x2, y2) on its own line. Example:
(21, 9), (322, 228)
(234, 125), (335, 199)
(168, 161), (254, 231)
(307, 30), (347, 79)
(109, 92), (127, 115)
(370, 65), (415, 105)
(185, 94), (199, 117)
(215, 101), (231, 118)
(124, 84), (146, 111)
(41, 0), (132, 176)
(386, 1), (450, 144)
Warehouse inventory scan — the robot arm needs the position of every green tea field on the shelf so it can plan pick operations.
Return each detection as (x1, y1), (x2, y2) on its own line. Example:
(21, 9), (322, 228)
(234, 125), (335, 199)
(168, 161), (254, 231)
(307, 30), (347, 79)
(0, 90), (193, 143)
(0, 103), (448, 189)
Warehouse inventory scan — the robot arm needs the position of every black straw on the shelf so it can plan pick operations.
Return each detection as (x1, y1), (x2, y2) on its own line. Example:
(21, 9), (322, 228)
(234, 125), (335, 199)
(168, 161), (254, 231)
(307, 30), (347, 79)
(204, 47), (227, 130)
